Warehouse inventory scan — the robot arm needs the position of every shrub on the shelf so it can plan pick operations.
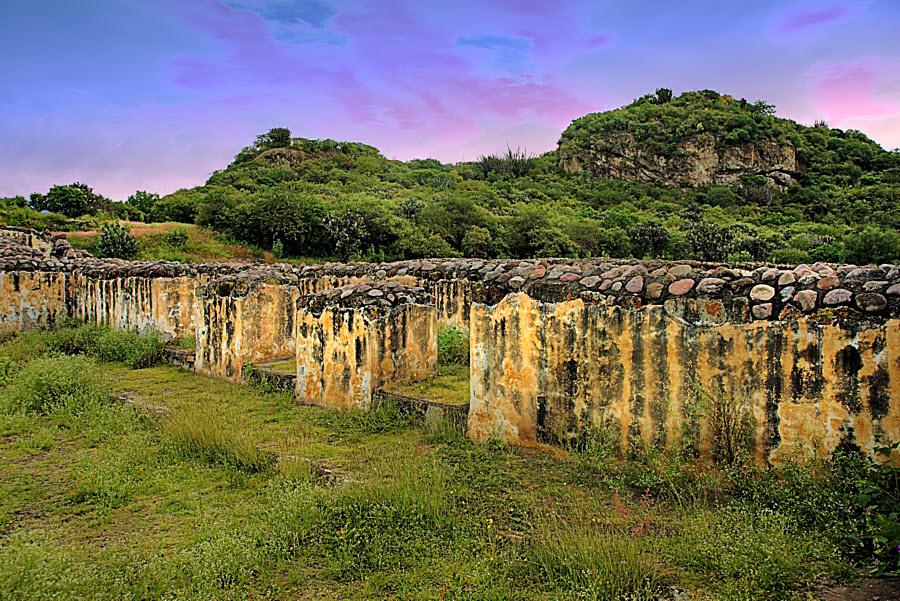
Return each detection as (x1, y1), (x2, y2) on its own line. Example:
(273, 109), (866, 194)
(164, 227), (189, 248)
(95, 222), (139, 259)
(437, 325), (469, 366)
(4, 356), (109, 414)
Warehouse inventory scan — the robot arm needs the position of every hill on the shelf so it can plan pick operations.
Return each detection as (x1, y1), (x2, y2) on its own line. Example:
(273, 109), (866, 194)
(4, 90), (899, 265)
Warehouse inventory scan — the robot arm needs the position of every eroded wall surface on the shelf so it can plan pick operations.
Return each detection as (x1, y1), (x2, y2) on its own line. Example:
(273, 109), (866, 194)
(0, 271), (70, 333)
(296, 303), (436, 409)
(194, 283), (299, 382)
(469, 293), (900, 462)
(71, 275), (199, 339)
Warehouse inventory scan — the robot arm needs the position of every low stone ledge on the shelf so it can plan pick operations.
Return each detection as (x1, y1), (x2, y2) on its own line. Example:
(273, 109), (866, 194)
(245, 364), (297, 392)
(161, 347), (195, 370)
(374, 389), (469, 432)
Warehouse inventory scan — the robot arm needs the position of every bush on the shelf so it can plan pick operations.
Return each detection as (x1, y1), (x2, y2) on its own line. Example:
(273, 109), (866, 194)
(95, 222), (139, 259)
(438, 325), (469, 366)
(4, 356), (109, 414)
(164, 227), (189, 248)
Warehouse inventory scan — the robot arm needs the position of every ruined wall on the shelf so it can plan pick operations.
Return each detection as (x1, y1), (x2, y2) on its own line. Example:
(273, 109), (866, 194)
(0, 271), (70, 333)
(469, 293), (900, 462)
(71, 274), (199, 339)
(295, 284), (436, 409)
(194, 282), (299, 382)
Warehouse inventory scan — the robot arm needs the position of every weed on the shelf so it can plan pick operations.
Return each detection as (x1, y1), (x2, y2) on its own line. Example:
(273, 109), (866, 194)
(696, 382), (755, 466)
(522, 503), (663, 600)
(162, 404), (274, 473)
(437, 324), (470, 366)
(3, 355), (109, 415)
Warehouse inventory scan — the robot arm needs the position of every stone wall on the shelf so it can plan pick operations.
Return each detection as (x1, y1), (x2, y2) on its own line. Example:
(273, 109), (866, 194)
(71, 274), (199, 339)
(295, 283), (436, 409)
(469, 293), (900, 461)
(3, 226), (900, 461)
(194, 281), (299, 382)
(0, 271), (70, 333)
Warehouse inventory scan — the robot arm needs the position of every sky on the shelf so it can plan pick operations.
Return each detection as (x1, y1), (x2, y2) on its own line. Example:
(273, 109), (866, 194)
(1, 0), (899, 201)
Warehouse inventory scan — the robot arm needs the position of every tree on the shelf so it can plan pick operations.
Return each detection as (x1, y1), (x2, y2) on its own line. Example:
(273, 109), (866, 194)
(654, 88), (673, 104)
(126, 190), (160, 216)
(30, 185), (88, 217)
(629, 219), (670, 257)
(255, 127), (292, 150)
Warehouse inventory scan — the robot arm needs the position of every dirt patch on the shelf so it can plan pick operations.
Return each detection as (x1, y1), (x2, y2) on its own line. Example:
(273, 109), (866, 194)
(808, 576), (900, 601)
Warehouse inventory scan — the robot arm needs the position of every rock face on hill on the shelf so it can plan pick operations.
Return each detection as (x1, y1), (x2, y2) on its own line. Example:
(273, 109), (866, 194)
(559, 132), (798, 189)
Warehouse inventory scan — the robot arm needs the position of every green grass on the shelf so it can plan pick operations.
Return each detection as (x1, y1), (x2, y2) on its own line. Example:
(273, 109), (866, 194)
(0, 326), (887, 600)
(385, 363), (470, 405)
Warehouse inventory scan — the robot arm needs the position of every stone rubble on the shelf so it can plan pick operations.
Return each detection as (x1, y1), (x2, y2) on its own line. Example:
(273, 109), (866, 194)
(3, 226), (900, 322)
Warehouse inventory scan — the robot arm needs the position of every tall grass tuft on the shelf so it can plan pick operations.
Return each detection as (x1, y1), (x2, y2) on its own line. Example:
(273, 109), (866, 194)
(523, 507), (663, 600)
(162, 404), (273, 473)
(3, 355), (109, 415)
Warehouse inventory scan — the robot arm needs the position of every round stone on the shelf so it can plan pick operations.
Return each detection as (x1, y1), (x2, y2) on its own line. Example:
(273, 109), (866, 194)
(560, 272), (581, 282)
(817, 276), (841, 291)
(367, 288), (384, 297)
(668, 264), (692, 277)
(752, 303), (773, 320)
(750, 284), (776, 302)
(625, 275), (644, 293)
(777, 272), (796, 286)
(855, 293), (887, 312)
(887, 283), (900, 296)
(508, 276), (526, 288)
(668, 279), (695, 296)
(611, 281), (623, 292)
(793, 290), (818, 312)
(696, 278), (726, 295)
(580, 276), (601, 288)
(823, 289), (852, 305)
(646, 282), (664, 299)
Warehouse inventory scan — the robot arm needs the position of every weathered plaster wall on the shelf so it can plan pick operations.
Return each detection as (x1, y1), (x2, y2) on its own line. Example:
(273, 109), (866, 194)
(0, 271), (70, 333)
(194, 283), (299, 382)
(295, 304), (437, 409)
(71, 274), (199, 339)
(469, 293), (900, 462)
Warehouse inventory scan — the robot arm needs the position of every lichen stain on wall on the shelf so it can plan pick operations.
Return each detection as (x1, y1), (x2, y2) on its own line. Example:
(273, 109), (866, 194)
(469, 292), (900, 463)
(71, 275), (199, 339)
(194, 284), (298, 382)
(0, 271), (69, 333)
(296, 304), (437, 410)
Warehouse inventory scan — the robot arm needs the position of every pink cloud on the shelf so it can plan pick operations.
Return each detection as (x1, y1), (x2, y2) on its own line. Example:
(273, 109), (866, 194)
(809, 58), (898, 122)
(770, 1), (868, 41)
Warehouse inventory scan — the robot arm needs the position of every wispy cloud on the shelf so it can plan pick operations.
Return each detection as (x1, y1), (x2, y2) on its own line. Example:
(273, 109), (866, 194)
(809, 57), (899, 122)
(455, 34), (535, 76)
(770, 1), (869, 41)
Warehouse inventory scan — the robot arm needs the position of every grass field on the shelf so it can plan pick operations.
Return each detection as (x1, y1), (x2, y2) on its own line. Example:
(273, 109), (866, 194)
(1, 324), (898, 600)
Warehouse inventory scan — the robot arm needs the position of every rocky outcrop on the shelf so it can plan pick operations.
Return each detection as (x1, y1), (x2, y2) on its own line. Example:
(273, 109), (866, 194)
(559, 132), (798, 189)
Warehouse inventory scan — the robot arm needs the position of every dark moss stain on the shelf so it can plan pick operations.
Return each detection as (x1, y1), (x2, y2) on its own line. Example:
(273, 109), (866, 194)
(764, 327), (783, 452)
(834, 346), (863, 415)
(649, 310), (669, 449)
(866, 366), (890, 420)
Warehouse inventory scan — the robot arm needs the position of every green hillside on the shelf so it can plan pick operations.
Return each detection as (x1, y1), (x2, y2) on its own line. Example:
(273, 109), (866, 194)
(4, 90), (899, 265)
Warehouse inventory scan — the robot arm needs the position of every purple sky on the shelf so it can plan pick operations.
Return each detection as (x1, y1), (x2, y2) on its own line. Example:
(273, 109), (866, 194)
(2, 0), (899, 201)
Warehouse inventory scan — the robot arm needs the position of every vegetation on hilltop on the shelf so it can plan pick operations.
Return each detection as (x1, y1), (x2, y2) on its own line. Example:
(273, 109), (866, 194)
(3, 89), (899, 265)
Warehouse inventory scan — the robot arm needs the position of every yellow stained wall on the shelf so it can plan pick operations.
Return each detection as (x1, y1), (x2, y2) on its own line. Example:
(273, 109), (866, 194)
(295, 304), (437, 409)
(0, 271), (69, 333)
(194, 284), (300, 382)
(469, 293), (900, 462)
(70, 275), (198, 339)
